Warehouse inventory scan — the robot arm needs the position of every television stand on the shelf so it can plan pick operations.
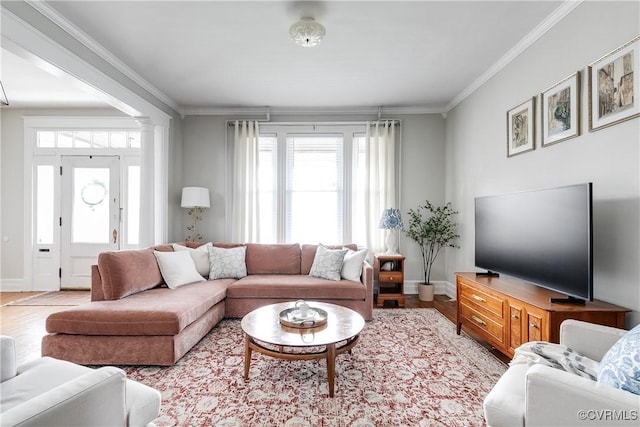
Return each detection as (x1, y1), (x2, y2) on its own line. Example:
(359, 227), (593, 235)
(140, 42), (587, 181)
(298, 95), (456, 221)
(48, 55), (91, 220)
(455, 273), (629, 358)
(549, 296), (586, 304)
(476, 270), (499, 277)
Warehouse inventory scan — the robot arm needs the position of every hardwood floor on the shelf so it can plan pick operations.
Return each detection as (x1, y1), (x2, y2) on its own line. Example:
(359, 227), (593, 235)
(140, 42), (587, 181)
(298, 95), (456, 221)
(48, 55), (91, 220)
(0, 291), (510, 365)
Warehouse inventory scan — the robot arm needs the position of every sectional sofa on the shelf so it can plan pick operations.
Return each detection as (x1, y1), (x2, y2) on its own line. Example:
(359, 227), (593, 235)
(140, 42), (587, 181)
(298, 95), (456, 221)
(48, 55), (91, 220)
(41, 243), (373, 366)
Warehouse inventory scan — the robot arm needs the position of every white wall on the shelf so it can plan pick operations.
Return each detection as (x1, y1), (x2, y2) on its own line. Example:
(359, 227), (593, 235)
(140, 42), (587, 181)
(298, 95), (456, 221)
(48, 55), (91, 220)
(178, 113), (447, 285)
(445, 1), (640, 325)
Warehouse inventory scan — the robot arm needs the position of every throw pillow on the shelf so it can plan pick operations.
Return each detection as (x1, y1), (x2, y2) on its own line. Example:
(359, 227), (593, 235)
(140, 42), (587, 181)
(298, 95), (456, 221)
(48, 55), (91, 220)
(153, 250), (205, 289)
(172, 242), (212, 277)
(341, 248), (368, 281)
(309, 244), (348, 281)
(597, 323), (640, 395)
(208, 245), (248, 279)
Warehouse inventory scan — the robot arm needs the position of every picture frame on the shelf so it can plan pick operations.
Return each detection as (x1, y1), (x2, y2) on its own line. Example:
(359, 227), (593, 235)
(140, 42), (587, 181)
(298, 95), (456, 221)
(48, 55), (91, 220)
(541, 72), (580, 147)
(588, 35), (640, 132)
(507, 97), (535, 157)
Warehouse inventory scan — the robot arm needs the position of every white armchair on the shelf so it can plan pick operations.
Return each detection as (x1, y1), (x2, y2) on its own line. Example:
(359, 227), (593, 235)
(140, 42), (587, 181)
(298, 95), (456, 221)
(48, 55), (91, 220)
(0, 336), (161, 427)
(483, 320), (640, 427)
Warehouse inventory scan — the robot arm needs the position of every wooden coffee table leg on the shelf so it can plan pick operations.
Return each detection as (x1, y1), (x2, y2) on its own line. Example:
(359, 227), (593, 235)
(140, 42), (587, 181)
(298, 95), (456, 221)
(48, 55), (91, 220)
(243, 334), (252, 379)
(327, 343), (336, 397)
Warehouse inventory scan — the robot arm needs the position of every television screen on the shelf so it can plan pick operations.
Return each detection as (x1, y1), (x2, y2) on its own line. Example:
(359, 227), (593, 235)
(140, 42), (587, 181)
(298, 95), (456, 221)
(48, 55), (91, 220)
(475, 183), (593, 301)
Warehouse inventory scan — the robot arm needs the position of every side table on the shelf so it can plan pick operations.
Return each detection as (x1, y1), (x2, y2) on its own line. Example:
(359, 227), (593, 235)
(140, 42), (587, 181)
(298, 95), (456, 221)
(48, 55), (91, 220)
(374, 254), (405, 307)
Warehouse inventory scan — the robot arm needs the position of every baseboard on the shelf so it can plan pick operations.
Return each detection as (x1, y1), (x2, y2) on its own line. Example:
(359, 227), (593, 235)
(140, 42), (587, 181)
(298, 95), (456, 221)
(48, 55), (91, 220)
(0, 279), (26, 292)
(404, 280), (456, 299)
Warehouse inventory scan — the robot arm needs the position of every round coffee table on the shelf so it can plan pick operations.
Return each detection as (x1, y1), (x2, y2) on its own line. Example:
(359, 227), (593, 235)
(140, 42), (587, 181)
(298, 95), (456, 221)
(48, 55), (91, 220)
(241, 301), (365, 397)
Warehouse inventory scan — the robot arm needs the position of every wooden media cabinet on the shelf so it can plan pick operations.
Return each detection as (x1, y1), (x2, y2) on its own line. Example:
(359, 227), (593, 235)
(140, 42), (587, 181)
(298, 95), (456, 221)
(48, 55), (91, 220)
(455, 272), (629, 358)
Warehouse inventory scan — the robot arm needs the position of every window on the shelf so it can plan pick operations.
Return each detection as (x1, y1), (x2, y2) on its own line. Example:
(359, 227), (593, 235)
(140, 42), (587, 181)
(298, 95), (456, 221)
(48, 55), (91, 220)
(36, 130), (142, 149)
(254, 125), (364, 245)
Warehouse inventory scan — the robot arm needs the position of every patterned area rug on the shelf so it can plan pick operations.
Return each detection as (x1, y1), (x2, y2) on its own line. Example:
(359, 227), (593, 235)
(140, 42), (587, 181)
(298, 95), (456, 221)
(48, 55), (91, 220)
(5, 291), (91, 306)
(124, 308), (506, 426)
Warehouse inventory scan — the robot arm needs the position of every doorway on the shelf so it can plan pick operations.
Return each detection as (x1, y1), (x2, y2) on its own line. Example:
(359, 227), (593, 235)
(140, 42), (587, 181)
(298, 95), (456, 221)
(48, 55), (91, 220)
(60, 155), (121, 289)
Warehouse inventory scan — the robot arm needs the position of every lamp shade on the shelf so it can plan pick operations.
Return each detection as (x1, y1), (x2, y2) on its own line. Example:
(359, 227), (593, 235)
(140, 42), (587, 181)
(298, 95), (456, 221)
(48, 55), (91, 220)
(181, 187), (210, 208)
(379, 208), (403, 229)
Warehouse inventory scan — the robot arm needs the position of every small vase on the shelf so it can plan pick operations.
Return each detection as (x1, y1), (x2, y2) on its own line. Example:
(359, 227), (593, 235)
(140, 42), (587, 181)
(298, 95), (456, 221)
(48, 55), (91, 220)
(418, 282), (434, 302)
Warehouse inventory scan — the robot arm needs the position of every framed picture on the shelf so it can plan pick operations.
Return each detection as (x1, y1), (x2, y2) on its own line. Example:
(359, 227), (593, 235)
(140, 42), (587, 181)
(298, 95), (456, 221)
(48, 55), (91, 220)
(541, 72), (580, 147)
(507, 97), (535, 157)
(588, 35), (640, 131)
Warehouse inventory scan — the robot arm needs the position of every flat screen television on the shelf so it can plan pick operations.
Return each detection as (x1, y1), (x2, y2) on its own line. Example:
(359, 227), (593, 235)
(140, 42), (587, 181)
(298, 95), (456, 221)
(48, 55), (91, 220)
(474, 183), (593, 303)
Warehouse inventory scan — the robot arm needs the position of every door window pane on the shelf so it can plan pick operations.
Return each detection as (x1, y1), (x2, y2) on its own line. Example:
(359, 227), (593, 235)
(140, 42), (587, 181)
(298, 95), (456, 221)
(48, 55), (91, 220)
(37, 131), (55, 148)
(36, 165), (54, 244)
(74, 131), (91, 148)
(93, 132), (109, 148)
(127, 165), (140, 245)
(72, 168), (110, 243)
(110, 132), (126, 148)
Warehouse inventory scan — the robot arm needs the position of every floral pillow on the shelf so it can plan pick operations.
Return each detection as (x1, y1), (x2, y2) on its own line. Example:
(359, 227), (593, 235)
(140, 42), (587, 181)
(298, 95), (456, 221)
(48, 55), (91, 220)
(597, 323), (640, 395)
(309, 244), (348, 281)
(207, 245), (247, 279)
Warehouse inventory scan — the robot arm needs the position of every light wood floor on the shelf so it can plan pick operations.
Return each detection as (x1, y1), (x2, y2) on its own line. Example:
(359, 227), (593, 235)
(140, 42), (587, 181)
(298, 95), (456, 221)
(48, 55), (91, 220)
(0, 292), (509, 365)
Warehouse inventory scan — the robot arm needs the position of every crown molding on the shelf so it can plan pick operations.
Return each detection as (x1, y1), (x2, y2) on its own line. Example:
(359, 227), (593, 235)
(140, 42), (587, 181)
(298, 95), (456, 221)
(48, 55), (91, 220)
(182, 105), (446, 117)
(445, 0), (583, 112)
(26, 0), (181, 114)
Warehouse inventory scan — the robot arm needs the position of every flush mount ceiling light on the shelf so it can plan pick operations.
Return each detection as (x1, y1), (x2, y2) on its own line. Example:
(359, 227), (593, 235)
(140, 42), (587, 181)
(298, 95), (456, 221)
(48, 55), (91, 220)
(289, 17), (326, 47)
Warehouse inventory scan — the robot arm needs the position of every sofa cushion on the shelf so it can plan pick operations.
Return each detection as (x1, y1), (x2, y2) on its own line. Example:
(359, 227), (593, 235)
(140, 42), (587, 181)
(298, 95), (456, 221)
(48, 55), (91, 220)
(226, 274), (365, 300)
(309, 245), (348, 281)
(208, 246), (248, 279)
(154, 250), (205, 289)
(341, 248), (368, 281)
(301, 244), (357, 275)
(245, 243), (301, 275)
(172, 242), (212, 277)
(98, 248), (171, 300)
(46, 280), (232, 336)
(597, 323), (640, 395)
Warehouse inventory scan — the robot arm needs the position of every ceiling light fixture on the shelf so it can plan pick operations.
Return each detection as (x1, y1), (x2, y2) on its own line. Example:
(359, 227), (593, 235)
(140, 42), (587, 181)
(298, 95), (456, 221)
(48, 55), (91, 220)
(289, 17), (326, 47)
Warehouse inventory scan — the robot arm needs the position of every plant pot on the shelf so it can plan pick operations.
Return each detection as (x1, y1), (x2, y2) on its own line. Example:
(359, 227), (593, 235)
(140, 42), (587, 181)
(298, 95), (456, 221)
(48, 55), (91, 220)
(418, 282), (434, 302)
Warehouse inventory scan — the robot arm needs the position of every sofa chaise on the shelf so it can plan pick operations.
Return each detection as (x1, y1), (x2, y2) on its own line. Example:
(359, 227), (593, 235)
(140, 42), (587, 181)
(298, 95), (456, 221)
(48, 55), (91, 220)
(42, 243), (373, 366)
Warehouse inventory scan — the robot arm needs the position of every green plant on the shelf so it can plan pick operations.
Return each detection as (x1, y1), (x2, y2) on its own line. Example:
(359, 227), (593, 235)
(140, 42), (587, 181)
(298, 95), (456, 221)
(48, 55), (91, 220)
(404, 201), (460, 285)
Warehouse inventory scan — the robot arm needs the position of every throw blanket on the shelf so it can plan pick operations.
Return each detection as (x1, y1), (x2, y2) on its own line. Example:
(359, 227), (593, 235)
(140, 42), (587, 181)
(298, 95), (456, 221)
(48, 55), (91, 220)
(510, 341), (599, 380)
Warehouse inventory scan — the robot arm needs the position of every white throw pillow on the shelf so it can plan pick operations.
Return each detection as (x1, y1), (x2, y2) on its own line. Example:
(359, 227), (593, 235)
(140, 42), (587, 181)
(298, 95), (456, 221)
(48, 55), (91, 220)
(309, 245), (348, 281)
(207, 246), (247, 279)
(154, 250), (205, 289)
(341, 248), (368, 281)
(172, 242), (212, 277)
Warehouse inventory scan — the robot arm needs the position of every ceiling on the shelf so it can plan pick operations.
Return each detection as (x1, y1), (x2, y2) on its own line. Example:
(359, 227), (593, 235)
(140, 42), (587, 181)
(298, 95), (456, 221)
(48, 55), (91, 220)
(1, 1), (565, 113)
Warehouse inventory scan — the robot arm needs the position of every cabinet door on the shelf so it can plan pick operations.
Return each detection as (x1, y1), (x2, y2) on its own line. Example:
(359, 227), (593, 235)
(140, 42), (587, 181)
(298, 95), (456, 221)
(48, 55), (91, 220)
(527, 313), (543, 341)
(509, 306), (523, 350)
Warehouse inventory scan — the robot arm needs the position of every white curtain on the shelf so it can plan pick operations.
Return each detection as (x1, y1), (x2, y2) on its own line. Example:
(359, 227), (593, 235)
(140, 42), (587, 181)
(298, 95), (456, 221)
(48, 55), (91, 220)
(364, 120), (396, 252)
(231, 120), (260, 242)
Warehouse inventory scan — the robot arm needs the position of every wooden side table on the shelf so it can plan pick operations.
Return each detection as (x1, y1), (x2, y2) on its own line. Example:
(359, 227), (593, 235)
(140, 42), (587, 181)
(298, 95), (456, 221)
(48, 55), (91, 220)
(374, 254), (405, 307)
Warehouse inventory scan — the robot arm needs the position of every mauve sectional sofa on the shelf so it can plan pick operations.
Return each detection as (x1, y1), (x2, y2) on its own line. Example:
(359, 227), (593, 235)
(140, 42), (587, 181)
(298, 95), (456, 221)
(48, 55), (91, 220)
(41, 243), (373, 366)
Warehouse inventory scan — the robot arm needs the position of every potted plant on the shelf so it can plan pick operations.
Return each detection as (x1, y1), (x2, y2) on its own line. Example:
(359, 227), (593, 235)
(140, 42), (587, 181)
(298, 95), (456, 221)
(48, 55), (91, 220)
(404, 201), (460, 301)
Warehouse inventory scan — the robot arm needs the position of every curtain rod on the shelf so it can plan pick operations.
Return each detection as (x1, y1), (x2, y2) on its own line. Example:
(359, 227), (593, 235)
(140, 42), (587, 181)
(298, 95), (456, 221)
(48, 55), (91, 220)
(226, 120), (401, 127)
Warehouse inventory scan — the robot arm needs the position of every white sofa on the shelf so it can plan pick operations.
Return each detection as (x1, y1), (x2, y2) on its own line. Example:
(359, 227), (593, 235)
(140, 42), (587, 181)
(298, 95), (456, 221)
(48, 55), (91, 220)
(0, 336), (161, 427)
(483, 320), (640, 427)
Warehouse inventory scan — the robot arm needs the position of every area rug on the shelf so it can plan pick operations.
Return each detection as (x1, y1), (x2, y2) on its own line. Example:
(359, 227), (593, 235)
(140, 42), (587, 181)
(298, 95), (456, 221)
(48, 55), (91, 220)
(124, 309), (506, 426)
(6, 291), (91, 306)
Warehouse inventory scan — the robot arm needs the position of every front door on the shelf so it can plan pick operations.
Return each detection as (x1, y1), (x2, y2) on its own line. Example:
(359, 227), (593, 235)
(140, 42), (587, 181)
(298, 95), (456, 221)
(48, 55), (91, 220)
(60, 155), (120, 289)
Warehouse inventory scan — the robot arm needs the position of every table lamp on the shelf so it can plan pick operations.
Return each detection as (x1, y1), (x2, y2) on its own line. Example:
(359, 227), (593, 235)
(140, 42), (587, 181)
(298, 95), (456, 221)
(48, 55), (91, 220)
(379, 208), (403, 254)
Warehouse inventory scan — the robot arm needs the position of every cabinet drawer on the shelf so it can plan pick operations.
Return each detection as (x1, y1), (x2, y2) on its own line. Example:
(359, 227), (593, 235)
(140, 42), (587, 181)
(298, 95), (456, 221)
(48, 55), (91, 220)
(459, 281), (504, 319)
(378, 272), (402, 283)
(460, 302), (504, 344)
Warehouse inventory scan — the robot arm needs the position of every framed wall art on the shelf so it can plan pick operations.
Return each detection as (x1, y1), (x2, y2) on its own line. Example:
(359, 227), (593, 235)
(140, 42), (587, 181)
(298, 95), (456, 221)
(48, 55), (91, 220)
(507, 97), (535, 157)
(588, 35), (640, 131)
(541, 72), (580, 147)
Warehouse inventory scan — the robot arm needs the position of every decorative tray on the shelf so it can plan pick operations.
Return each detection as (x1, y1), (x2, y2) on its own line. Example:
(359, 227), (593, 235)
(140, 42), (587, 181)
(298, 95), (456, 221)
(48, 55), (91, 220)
(279, 307), (328, 329)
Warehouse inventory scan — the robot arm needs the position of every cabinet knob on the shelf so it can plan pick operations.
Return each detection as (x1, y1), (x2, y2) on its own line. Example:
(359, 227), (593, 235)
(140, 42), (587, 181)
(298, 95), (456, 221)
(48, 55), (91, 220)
(472, 294), (486, 303)
(530, 322), (539, 329)
(511, 313), (519, 319)
(471, 315), (487, 326)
